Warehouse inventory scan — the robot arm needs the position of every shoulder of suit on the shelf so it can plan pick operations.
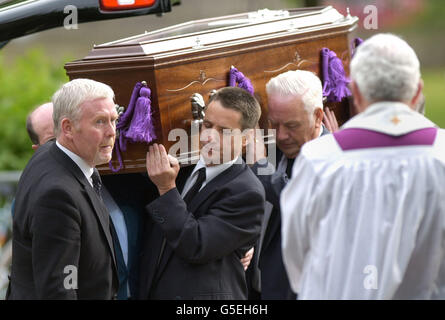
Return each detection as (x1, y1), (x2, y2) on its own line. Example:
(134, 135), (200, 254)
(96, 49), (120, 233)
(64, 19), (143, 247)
(228, 162), (265, 195)
(24, 139), (53, 166)
(23, 142), (82, 189)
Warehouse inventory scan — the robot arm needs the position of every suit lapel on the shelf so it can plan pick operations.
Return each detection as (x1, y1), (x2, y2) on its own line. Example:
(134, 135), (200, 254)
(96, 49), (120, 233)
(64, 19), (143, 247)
(150, 164), (195, 290)
(49, 143), (118, 274)
(84, 187), (118, 269)
(176, 165), (195, 194)
(155, 162), (246, 281)
(188, 162), (245, 213)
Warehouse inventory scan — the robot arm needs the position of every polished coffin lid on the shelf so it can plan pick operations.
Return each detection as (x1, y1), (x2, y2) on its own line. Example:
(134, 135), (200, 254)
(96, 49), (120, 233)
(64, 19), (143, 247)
(65, 6), (358, 173)
(83, 6), (356, 60)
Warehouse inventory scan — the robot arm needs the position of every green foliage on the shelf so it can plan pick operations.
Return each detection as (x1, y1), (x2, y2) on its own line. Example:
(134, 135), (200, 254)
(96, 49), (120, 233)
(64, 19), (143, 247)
(397, 0), (445, 34)
(423, 68), (445, 128)
(0, 0), (25, 9)
(0, 48), (69, 171)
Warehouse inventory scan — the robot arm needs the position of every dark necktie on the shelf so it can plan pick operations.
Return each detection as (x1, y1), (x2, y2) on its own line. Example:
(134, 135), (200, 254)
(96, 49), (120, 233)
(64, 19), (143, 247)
(91, 169), (103, 200)
(285, 157), (295, 180)
(183, 167), (206, 205)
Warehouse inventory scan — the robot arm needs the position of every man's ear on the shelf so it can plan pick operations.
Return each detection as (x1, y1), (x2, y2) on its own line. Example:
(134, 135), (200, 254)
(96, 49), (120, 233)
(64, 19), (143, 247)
(410, 80), (424, 110)
(314, 108), (323, 128)
(242, 128), (254, 148)
(350, 81), (366, 113)
(61, 118), (74, 139)
(32, 144), (39, 151)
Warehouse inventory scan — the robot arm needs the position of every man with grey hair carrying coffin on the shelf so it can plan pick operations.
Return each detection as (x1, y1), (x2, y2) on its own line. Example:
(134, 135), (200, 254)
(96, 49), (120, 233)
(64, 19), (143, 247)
(247, 70), (329, 300)
(281, 34), (445, 299)
(8, 79), (119, 299)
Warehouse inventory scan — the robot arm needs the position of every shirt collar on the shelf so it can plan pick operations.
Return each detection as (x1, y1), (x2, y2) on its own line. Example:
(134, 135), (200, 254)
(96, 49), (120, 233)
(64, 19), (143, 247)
(192, 155), (239, 185)
(56, 140), (94, 186)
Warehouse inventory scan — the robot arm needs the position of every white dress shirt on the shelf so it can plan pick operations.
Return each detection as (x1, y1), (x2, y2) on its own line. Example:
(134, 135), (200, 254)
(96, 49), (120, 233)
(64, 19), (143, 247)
(181, 156), (239, 197)
(56, 141), (94, 186)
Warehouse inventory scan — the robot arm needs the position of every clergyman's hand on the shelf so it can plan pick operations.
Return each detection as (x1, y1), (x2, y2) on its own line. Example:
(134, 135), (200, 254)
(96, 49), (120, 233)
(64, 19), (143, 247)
(323, 107), (340, 133)
(146, 143), (180, 195)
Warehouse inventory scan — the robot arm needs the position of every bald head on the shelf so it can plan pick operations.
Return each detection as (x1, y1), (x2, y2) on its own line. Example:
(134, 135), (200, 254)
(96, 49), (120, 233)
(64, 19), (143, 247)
(26, 102), (55, 150)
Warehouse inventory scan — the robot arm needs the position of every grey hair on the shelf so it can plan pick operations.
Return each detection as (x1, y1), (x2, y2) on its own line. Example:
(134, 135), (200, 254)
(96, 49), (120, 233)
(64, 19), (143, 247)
(52, 78), (115, 136)
(350, 33), (420, 103)
(266, 70), (323, 120)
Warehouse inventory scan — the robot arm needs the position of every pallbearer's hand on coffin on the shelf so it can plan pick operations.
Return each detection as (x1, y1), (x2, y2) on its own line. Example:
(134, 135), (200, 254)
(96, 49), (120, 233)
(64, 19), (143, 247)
(146, 143), (180, 195)
(167, 154), (179, 167)
(323, 107), (339, 133)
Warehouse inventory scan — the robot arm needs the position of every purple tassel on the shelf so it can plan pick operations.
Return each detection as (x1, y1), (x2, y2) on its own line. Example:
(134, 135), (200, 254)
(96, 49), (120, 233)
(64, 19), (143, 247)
(117, 83), (142, 131)
(109, 141), (124, 172)
(117, 82), (143, 152)
(109, 82), (156, 173)
(321, 48), (351, 103)
(125, 87), (156, 143)
(229, 66), (254, 95)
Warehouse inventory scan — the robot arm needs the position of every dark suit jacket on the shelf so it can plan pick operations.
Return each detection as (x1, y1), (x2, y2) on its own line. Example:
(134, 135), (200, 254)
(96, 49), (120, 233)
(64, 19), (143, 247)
(102, 173), (158, 299)
(248, 126), (330, 300)
(8, 141), (118, 299)
(138, 160), (265, 300)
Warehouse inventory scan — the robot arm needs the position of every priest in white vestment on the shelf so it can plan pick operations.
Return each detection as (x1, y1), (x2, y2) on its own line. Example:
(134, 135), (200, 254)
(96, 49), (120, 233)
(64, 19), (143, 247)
(280, 33), (445, 300)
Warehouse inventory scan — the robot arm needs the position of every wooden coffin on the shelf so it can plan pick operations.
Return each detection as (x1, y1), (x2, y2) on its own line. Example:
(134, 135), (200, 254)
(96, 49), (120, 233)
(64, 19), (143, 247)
(65, 6), (358, 174)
